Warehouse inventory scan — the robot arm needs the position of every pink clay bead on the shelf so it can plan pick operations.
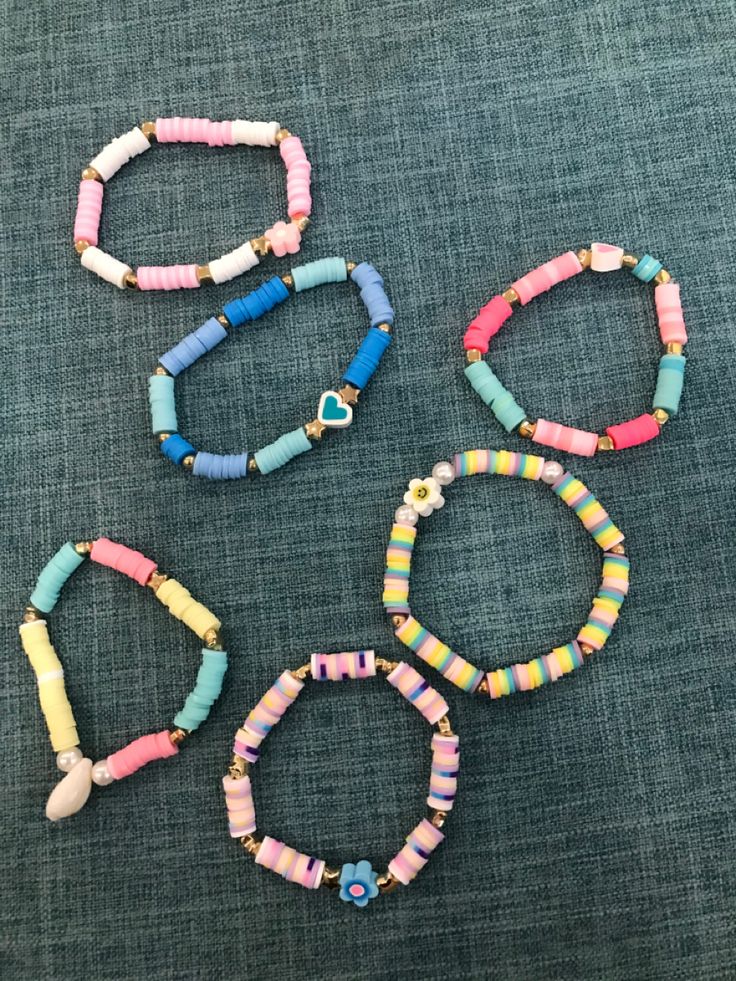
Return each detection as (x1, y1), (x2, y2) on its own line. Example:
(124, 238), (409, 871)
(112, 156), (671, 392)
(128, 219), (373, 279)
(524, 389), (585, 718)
(532, 418), (598, 457)
(605, 413), (660, 450)
(463, 295), (513, 352)
(155, 117), (235, 146)
(136, 264), (200, 291)
(90, 537), (157, 585)
(655, 282), (687, 344)
(73, 179), (103, 245)
(511, 251), (583, 305)
(280, 136), (312, 217)
(107, 730), (178, 780)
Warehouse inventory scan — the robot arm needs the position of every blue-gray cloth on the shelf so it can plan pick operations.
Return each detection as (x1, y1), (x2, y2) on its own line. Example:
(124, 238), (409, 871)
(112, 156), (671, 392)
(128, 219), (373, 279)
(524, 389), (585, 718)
(2, 1), (735, 978)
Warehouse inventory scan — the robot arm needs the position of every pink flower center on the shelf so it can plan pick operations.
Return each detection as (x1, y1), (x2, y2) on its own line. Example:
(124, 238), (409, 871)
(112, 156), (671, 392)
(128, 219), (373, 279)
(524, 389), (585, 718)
(349, 883), (366, 898)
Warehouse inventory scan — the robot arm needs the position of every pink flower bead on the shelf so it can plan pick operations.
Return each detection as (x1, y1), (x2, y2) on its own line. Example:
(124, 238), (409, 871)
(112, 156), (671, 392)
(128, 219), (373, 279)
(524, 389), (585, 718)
(264, 220), (302, 258)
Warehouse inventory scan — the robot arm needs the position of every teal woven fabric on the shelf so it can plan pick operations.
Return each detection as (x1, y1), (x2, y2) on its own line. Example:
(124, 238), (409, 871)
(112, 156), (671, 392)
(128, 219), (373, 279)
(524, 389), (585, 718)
(2, 1), (735, 978)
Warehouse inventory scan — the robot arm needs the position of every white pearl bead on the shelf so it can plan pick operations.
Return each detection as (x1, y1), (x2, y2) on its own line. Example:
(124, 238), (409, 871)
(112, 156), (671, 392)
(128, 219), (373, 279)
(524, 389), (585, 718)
(56, 747), (83, 772)
(541, 460), (564, 485)
(394, 505), (418, 526)
(432, 461), (456, 486)
(91, 760), (114, 786)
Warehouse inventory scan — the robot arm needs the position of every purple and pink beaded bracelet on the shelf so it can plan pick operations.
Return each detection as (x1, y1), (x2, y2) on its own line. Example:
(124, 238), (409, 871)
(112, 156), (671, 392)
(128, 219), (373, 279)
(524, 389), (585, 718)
(225, 651), (458, 907)
(73, 117), (312, 291)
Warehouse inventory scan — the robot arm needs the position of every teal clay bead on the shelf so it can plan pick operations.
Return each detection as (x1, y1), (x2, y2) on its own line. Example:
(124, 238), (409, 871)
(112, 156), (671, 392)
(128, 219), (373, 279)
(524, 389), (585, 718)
(652, 353), (686, 415)
(292, 257), (347, 292)
(30, 542), (85, 613)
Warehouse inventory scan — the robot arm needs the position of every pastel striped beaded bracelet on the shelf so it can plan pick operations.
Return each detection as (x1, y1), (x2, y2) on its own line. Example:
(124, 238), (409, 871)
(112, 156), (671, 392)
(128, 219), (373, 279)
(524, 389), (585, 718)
(149, 257), (393, 477)
(225, 651), (457, 906)
(74, 117), (311, 291)
(384, 450), (630, 698)
(463, 243), (687, 455)
(20, 538), (227, 820)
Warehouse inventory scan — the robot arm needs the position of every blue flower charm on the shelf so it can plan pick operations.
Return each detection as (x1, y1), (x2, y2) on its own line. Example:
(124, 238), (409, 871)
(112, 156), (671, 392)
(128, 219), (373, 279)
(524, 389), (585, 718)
(339, 860), (379, 908)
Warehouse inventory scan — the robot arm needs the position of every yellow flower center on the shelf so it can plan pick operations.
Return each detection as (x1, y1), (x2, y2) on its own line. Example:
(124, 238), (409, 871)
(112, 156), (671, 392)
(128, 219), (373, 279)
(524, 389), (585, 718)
(413, 485), (429, 501)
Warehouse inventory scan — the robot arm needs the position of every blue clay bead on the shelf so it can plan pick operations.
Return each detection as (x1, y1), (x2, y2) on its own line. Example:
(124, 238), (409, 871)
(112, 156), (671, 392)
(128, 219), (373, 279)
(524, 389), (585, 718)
(254, 427), (312, 475)
(342, 327), (392, 389)
(159, 317), (228, 376)
(160, 433), (195, 465)
(222, 276), (290, 328)
(350, 262), (394, 326)
(174, 649), (228, 731)
(192, 452), (249, 480)
(30, 542), (85, 613)
(653, 353), (686, 415)
(631, 254), (663, 283)
(292, 257), (347, 292)
(148, 375), (178, 434)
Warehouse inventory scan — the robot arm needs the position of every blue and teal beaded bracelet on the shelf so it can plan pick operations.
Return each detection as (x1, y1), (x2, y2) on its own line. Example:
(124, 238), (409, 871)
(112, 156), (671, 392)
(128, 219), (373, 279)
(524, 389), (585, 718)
(148, 257), (394, 478)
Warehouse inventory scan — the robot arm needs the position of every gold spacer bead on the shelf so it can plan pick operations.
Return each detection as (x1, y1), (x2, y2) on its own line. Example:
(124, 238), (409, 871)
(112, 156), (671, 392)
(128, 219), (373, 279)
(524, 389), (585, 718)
(610, 542), (626, 555)
(158, 432), (171, 443)
(376, 657), (399, 674)
(217, 314), (230, 329)
(74, 239), (90, 254)
(74, 540), (93, 555)
(621, 254), (639, 269)
(518, 419), (536, 439)
(81, 167), (102, 182)
(229, 754), (248, 780)
(241, 834), (262, 856)
(377, 871), (399, 894)
(294, 216), (310, 232)
(140, 121), (157, 142)
(204, 628), (223, 651)
(281, 274), (294, 289)
(437, 716), (453, 736)
(477, 677), (489, 695)
(147, 570), (169, 592)
(466, 349), (482, 364)
(377, 322), (392, 334)
(154, 365), (170, 376)
(250, 235), (272, 257)
(321, 867), (341, 889)
(23, 605), (42, 622)
(391, 613), (407, 629)
(291, 663), (311, 681)
(275, 128), (292, 144)
(654, 269), (671, 285)
(124, 271), (138, 290)
(182, 455), (195, 469)
(581, 644), (594, 656)
(576, 248), (592, 269)
(346, 261), (358, 273)
(337, 384), (360, 406)
(653, 408), (669, 426)
(196, 264), (214, 285)
(169, 728), (188, 745)
(305, 418), (327, 441)
(597, 435), (615, 452)
(248, 458), (259, 474)
(666, 342), (683, 355)
(431, 810), (447, 829)
(502, 287), (520, 305)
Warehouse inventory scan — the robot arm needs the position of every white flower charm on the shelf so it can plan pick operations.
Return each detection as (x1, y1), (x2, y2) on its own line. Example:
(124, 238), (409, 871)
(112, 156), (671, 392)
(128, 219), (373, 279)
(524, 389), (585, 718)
(403, 477), (445, 517)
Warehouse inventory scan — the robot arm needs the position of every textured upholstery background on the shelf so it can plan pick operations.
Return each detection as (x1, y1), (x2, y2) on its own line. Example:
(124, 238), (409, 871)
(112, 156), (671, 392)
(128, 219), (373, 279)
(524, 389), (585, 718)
(2, 1), (735, 978)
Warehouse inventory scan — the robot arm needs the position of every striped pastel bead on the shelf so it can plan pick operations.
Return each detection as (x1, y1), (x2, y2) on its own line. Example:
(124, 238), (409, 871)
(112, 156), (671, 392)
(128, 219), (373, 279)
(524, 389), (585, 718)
(484, 641), (584, 698)
(174, 649), (228, 731)
(395, 616), (483, 694)
(222, 774), (256, 838)
(631, 254), (663, 283)
(30, 542), (86, 613)
(453, 449), (544, 480)
(601, 553), (630, 594)
(427, 733), (459, 812)
(388, 818), (444, 886)
(510, 250), (583, 305)
(310, 650), (376, 680)
(382, 522), (416, 614)
(232, 671), (304, 763)
(386, 661), (450, 725)
(255, 836), (325, 890)
(550, 473), (625, 550)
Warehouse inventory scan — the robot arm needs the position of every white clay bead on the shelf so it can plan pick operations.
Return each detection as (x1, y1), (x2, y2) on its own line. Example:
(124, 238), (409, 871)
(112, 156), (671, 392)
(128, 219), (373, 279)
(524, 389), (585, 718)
(56, 747), (83, 772)
(88, 126), (151, 182)
(209, 241), (259, 285)
(46, 757), (93, 821)
(432, 461), (456, 486)
(231, 120), (280, 147)
(91, 760), (114, 786)
(395, 504), (419, 526)
(590, 242), (624, 273)
(540, 460), (564, 484)
(80, 246), (132, 288)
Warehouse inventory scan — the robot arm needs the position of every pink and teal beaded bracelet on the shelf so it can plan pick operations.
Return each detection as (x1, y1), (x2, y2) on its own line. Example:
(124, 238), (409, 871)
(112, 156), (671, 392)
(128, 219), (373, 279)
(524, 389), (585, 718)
(74, 117), (311, 291)
(384, 450), (630, 698)
(148, 257), (393, 477)
(20, 538), (227, 821)
(225, 651), (457, 906)
(463, 243), (687, 455)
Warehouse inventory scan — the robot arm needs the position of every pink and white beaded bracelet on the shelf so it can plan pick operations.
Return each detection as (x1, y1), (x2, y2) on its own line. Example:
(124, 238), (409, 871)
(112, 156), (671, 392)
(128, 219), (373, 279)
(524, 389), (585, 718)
(225, 651), (458, 906)
(384, 450), (630, 699)
(463, 243), (687, 454)
(20, 538), (227, 820)
(73, 117), (312, 291)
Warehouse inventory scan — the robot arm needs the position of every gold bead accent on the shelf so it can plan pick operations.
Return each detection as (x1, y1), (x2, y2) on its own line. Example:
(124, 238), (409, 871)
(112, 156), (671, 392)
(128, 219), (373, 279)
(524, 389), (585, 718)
(81, 167), (102, 182)
(437, 716), (453, 736)
(248, 458), (259, 474)
(281, 274), (294, 289)
(337, 384), (360, 406)
(154, 365), (170, 376)
(196, 264), (214, 285)
(377, 322), (392, 334)
(391, 613), (407, 629)
(377, 871), (399, 894)
(477, 678), (489, 695)
(250, 235), (272, 257)
(466, 349), (482, 364)
(147, 570), (169, 593)
(124, 271), (139, 290)
(653, 408), (669, 426)
(376, 657), (399, 674)
(654, 269), (671, 285)
(305, 419), (327, 441)
(581, 644), (594, 656)
(502, 287), (520, 305)
(346, 261), (357, 273)
(597, 435), (615, 452)
(609, 543), (626, 555)
(518, 419), (536, 439)
(182, 455), (195, 469)
(158, 432), (171, 443)
(241, 834), (262, 856)
(229, 754), (248, 780)
(294, 216), (310, 232)
(431, 810), (447, 829)
(140, 121), (157, 142)
(217, 314), (230, 329)
(291, 663), (311, 681)
(74, 540), (93, 555)
(74, 239), (90, 254)
(275, 128), (292, 144)
(666, 342), (683, 355)
(321, 867), (341, 889)
(169, 728), (188, 745)
(204, 628), (223, 651)
(621, 254), (638, 269)
(576, 248), (591, 269)
(23, 605), (42, 623)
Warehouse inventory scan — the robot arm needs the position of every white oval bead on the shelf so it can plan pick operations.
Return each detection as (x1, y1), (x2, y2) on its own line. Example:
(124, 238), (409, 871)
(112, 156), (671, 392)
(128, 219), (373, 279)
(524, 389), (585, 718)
(91, 760), (114, 786)
(394, 505), (419, 526)
(56, 747), (83, 773)
(46, 758), (93, 821)
(541, 460), (564, 485)
(432, 461), (456, 486)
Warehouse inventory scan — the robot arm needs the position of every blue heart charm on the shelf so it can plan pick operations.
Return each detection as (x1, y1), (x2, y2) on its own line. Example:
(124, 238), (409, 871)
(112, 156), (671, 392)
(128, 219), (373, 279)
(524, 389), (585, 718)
(318, 391), (353, 428)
